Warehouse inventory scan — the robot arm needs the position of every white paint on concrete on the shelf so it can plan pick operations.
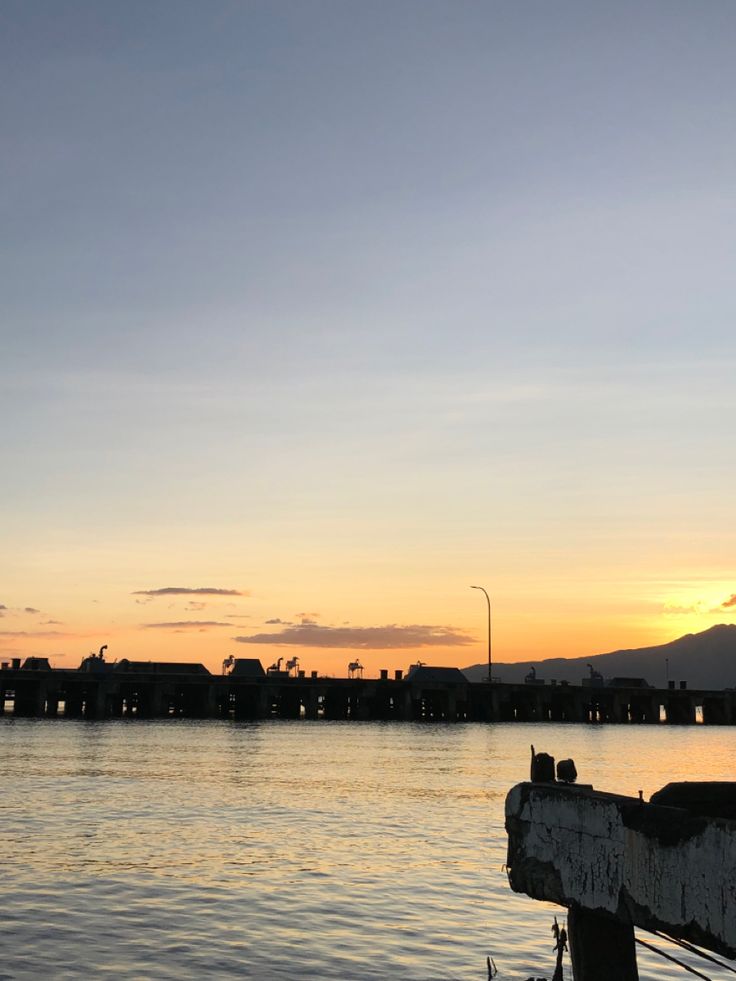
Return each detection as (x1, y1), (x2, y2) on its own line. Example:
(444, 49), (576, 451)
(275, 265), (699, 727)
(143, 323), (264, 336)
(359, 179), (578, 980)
(506, 784), (736, 952)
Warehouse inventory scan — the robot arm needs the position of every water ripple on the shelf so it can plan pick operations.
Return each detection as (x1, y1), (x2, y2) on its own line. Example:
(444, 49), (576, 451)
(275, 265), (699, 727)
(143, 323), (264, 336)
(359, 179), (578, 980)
(1, 718), (735, 978)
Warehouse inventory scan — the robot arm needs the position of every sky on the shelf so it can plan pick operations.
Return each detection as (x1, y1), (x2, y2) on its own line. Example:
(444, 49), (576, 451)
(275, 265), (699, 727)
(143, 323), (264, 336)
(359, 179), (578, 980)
(2, 0), (735, 676)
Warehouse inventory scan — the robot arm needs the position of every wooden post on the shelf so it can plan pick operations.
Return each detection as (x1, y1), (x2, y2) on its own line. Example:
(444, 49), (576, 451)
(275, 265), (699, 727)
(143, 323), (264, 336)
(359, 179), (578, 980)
(568, 905), (638, 981)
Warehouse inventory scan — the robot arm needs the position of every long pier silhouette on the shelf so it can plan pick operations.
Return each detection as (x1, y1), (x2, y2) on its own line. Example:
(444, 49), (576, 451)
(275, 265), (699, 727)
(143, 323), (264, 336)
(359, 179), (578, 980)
(1, 656), (735, 724)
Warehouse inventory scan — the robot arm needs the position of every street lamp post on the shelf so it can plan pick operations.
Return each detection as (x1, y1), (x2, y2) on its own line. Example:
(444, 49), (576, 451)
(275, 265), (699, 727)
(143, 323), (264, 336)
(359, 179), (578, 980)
(470, 585), (492, 682)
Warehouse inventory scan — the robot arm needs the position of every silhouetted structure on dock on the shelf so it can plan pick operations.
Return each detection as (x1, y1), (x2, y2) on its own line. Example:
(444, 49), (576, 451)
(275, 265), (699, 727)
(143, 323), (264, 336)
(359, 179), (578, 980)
(2, 655), (736, 723)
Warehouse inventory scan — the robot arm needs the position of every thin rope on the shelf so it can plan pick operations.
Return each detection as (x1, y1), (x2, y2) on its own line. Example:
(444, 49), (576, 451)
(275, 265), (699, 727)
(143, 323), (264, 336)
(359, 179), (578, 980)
(651, 930), (736, 976)
(636, 937), (712, 980)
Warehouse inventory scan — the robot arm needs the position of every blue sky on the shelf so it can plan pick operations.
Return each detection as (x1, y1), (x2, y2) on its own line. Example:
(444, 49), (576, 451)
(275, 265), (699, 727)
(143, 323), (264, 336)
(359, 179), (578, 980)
(2, 1), (735, 671)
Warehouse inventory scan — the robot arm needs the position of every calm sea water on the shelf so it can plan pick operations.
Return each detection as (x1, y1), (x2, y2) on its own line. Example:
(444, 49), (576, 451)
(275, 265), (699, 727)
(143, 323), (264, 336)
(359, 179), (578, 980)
(1, 719), (734, 980)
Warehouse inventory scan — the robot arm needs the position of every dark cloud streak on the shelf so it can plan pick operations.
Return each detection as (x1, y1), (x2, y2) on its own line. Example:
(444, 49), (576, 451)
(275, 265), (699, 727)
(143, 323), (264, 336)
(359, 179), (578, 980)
(233, 623), (474, 650)
(133, 587), (246, 597)
(143, 621), (234, 629)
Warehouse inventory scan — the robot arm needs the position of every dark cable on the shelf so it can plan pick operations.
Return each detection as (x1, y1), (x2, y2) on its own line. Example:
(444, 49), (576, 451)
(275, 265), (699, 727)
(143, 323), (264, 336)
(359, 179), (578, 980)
(651, 930), (736, 976)
(636, 937), (712, 980)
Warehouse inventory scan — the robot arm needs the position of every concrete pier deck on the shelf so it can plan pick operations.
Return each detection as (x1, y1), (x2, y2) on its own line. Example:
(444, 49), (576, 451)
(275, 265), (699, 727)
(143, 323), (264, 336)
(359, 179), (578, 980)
(506, 779), (736, 979)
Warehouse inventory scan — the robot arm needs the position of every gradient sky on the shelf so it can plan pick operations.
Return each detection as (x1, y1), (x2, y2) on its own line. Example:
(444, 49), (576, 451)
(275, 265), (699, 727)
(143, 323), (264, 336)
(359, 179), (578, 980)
(2, 1), (735, 676)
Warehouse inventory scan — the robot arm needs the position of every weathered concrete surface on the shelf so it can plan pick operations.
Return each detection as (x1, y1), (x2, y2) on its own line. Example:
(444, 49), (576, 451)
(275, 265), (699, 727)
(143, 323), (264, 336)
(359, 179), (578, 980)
(505, 782), (736, 959)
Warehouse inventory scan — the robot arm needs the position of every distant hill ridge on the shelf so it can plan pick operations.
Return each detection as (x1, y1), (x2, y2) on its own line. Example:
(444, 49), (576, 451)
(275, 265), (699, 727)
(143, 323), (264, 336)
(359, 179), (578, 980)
(462, 624), (736, 690)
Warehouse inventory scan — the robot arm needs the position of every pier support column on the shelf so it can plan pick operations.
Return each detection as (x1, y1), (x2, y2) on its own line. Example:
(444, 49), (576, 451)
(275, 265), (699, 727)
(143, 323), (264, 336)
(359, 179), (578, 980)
(611, 692), (628, 723)
(724, 697), (734, 725)
(14, 681), (45, 717)
(568, 906), (638, 981)
(446, 690), (457, 722)
(304, 689), (319, 720)
(489, 685), (501, 722)
(64, 688), (85, 718)
(401, 689), (414, 721)
(727, 695), (736, 725)
(356, 689), (372, 720)
(667, 696), (696, 724)
(89, 684), (109, 719)
(204, 684), (219, 718)
(142, 684), (167, 718)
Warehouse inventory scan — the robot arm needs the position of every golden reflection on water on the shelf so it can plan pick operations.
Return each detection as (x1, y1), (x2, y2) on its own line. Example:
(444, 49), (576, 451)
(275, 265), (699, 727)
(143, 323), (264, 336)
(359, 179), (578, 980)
(1, 719), (735, 979)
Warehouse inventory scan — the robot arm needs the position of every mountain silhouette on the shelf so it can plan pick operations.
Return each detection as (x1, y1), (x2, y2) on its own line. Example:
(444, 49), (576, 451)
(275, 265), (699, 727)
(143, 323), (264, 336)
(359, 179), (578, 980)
(463, 624), (736, 690)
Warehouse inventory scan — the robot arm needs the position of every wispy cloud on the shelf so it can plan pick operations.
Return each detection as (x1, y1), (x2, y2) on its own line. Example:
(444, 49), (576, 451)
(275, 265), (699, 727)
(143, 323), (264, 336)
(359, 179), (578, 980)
(133, 587), (247, 597)
(663, 602), (704, 615)
(663, 593), (736, 615)
(142, 621), (234, 630)
(24, 607), (40, 614)
(0, 630), (65, 638)
(233, 623), (474, 650)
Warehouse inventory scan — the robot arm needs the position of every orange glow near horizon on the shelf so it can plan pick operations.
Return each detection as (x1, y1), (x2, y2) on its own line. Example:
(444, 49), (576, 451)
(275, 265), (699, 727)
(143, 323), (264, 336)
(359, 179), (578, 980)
(2, 573), (734, 677)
